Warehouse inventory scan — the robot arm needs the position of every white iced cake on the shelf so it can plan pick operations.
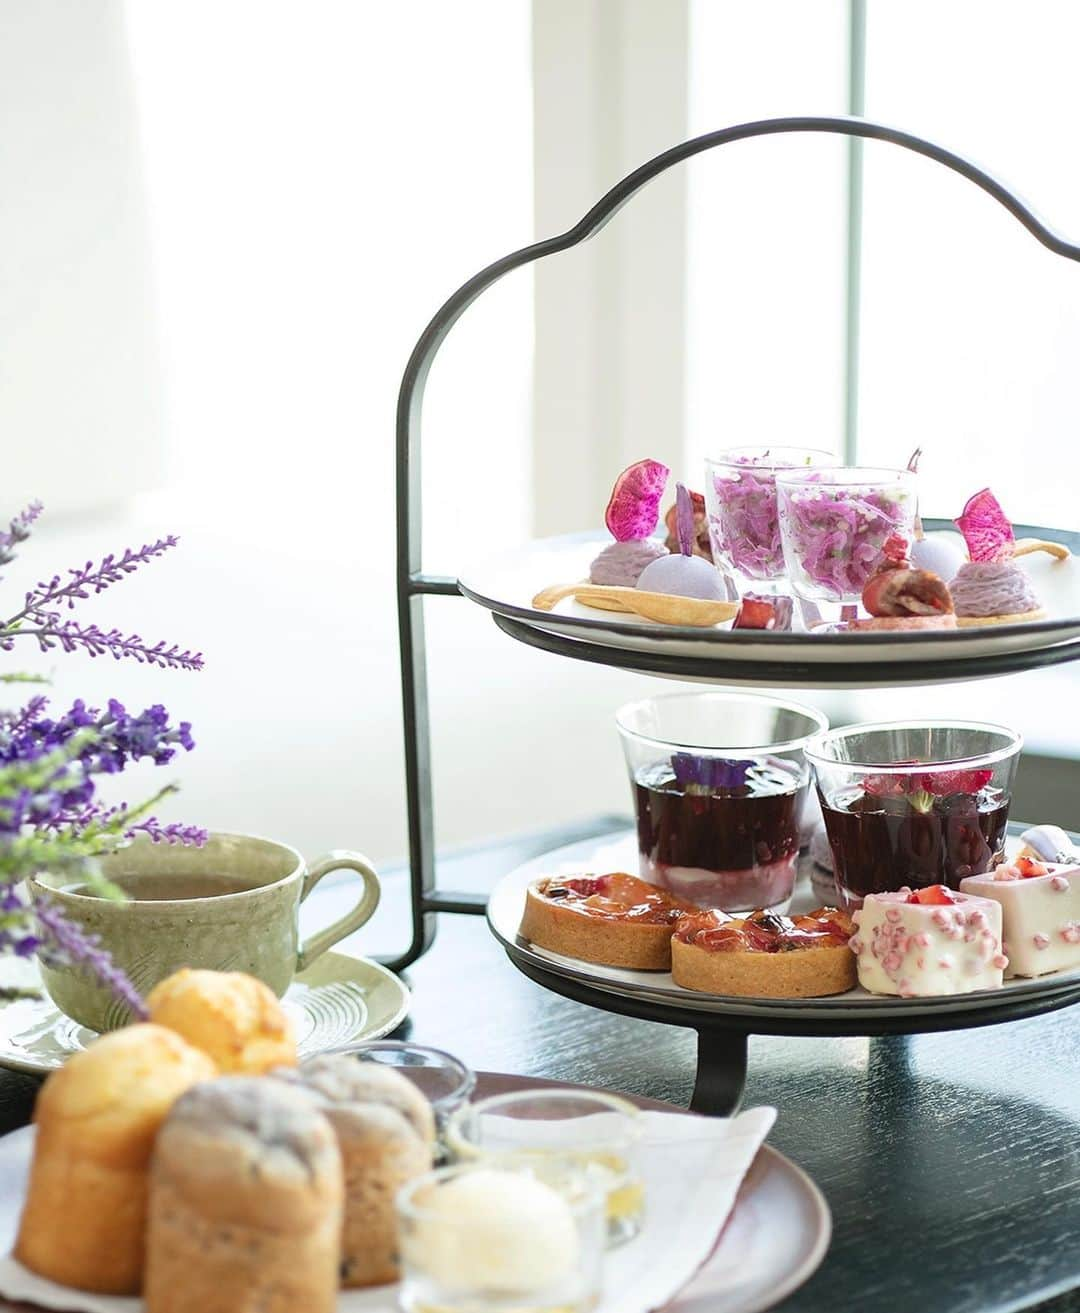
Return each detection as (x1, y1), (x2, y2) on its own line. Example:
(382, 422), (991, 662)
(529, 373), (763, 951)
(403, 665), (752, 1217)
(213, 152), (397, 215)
(961, 858), (1080, 978)
(850, 886), (1007, 998)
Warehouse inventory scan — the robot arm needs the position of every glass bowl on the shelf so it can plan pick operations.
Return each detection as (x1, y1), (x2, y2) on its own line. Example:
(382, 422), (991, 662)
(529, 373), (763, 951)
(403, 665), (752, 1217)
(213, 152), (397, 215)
(806, 719), (1023, 908)
(705, 445), (835, 590)
(319, 1041), (475, 1156)
(775, 465), (917, 608)
(447, 1087), (644, 1247)
(616, 691), (828, 912)
(397, 1158), (605, 1313)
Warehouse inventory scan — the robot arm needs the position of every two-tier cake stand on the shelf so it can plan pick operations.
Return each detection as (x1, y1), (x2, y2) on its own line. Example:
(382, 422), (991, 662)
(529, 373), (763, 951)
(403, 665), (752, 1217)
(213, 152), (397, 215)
(393, 117), (1080, 1114)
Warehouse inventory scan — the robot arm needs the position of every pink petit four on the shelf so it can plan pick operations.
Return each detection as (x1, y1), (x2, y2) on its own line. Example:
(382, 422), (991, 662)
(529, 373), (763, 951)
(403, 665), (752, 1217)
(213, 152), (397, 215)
(851, 885), (1006, 998)
(960, 857), (1080, 978)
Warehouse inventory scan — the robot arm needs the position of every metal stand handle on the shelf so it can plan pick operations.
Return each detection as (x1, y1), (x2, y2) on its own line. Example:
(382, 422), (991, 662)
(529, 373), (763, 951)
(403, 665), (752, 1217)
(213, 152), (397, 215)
(390, 114), (1080, 972)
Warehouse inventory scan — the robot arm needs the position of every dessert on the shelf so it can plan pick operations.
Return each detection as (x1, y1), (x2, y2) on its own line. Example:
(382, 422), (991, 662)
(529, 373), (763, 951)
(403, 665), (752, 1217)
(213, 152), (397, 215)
(146, 968), (297, 1074)
(951, 489), (1046, 626)
(847, 533), (956, 632)
(734, 592), (794, 630)
(15, 1024), (216, 1293)
(273, 1055), (435, 1288)
(671, 907), (856, 997)
(776, 466), (916, 603)
(910, 532), (967, 580)
(636, 483), (730, 601)
(519, 872), (697, 969)
(1018, 823), (1080, 864)
(144, 1077), (343, 1313)
(663, 486), (711, 560)
(961, 858), (1080, 978)
(588, 458), (670, 587)
(819, 765), (1010, 906)
(633, 752), (806, 910)
(705, 447), (834, 583)
(851, 886), (1007, 997)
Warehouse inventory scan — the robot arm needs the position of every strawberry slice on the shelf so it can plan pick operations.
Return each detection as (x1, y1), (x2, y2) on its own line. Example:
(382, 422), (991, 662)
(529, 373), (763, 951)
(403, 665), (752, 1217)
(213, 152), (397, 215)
(561, 875), (609, 897)
(907, 885), (957, 906)
(955, 488), (1015, 563)
(918, 769), (993, 796)
(734, 594), (794, 630)
(1015, 856), (1049, 879)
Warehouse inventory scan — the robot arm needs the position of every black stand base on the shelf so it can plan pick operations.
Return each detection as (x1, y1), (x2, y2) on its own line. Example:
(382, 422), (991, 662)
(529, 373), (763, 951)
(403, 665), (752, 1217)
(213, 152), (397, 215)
(691, 1028), (748, 1116)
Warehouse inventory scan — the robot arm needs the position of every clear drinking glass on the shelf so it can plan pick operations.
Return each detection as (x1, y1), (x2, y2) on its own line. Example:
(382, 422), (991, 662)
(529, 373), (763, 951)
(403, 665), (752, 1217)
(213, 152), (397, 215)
(775, 466), (917, 611)
(705, 445), (835, 591)
(320, 1041), (475, 1159)
(617, 691), (828, 913)
(806, 720), (1023, 909)
(397, 1159), (605, 1313)
(447, 1088), (644, 1247)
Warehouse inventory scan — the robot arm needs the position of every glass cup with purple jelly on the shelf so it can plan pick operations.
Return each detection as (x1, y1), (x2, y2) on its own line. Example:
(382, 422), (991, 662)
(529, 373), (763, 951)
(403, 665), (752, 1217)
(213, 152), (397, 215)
(806, 720), (1022, 910)
(775, 466), (916, 621)
(616, 692), (828, 913)
(705, 446), (836, 594)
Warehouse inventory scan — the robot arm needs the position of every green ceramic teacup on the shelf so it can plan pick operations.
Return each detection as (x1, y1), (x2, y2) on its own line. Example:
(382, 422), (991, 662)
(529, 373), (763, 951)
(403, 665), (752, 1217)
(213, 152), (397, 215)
(28, 831), (381, 1032)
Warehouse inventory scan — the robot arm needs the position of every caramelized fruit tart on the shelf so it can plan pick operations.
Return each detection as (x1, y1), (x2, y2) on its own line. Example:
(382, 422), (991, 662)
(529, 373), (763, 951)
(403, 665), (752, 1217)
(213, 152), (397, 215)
(671, 907), (857, 997)
(519, 873), (698, 970)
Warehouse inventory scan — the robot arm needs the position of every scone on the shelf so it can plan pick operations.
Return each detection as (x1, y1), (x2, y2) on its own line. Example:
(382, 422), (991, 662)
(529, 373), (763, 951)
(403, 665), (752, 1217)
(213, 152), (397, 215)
(671, 907), (856, 998)
(274, 1055), (435, 1287)
(519, 873), (697, 970)
(15, 1024), (216, 1293)
(145, 1077), (343, 1313)
(147, 968), (297, 1073)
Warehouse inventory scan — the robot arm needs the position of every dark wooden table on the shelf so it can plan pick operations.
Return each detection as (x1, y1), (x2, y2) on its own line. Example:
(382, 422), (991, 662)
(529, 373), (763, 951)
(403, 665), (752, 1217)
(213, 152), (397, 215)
(3, 818), (1080, 1312)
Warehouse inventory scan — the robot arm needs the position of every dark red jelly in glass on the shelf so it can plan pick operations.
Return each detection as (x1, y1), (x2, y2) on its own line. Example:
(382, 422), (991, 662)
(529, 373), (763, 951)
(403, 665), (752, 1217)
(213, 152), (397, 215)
(632, 759), (805, 910)
(820, 785), (1010, 907)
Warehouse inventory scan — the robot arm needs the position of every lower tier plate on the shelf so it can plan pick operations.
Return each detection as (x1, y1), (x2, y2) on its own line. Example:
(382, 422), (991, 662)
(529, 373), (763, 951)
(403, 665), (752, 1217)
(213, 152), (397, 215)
(487, 828), (1080, 1027)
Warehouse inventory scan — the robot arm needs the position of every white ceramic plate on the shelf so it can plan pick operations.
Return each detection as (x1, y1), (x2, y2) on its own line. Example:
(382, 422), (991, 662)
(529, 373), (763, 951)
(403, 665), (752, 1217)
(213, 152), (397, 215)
(0, 950), (411, 1077)
(0, 1086), (828, 1313)
(458, 528), (1080, 686)
(487, 831), (1080, 1023)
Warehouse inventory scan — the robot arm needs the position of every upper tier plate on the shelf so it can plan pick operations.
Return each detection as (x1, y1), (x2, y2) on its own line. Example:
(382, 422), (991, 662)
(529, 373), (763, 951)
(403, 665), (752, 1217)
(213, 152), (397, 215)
(458, 520), (1080, 688)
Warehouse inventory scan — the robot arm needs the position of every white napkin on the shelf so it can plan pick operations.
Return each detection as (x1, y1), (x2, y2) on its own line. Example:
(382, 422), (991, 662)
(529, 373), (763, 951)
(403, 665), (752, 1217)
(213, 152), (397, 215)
(0, 1106), (775, 1313)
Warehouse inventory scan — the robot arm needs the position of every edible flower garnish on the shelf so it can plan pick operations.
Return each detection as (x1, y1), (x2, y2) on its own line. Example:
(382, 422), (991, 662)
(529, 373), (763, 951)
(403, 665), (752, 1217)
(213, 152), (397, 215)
(955, 488), (1015, 563)
(604, 459), (670, 542)
(671, 753), (752, 793)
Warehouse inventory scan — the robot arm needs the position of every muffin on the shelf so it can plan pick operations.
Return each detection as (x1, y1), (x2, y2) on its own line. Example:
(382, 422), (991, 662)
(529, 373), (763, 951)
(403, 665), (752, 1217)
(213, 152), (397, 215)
(274, 1055), (435, 1287)
(146, 968), (297, 1073)
(15, 1024), (216, 1293)
(145, 1077), (343, 1313)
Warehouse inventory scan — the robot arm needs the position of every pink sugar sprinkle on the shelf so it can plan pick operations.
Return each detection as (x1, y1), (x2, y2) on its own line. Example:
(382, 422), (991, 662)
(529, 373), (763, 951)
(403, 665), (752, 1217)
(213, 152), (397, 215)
(1034, 933), (1051, 950)
(913, 932), (931, 948)
(992, 953), (1009, 969)
(938, 957), (953, 970)
(1061, 922), (1080, 945)
(1051, 876), (1070, 892)
(885, 908), (902, 924)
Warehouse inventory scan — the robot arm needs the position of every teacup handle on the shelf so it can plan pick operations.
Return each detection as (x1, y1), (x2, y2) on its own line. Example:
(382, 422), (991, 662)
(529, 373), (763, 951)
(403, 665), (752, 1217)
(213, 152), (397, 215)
(296, 850), (381, 972)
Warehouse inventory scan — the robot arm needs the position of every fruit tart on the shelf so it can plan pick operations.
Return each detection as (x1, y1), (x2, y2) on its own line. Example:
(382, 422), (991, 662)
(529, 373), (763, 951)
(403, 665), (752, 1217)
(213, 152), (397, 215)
(670, 907), (856, 998)
(519, 873), (697, 970)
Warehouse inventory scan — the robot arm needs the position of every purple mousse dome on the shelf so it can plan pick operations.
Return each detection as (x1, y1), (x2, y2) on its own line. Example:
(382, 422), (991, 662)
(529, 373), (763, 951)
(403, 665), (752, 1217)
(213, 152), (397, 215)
(950, 560), (1040, 618)
(636, 553), (729, 601)
(589, 538), (669, 587)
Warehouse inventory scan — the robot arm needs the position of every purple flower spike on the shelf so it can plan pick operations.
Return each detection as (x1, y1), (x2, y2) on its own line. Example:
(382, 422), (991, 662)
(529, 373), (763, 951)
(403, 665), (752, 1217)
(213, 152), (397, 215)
(675, 483), (695, 557)
(671, 753), (753, 792)
(32, 896), (148, 1020)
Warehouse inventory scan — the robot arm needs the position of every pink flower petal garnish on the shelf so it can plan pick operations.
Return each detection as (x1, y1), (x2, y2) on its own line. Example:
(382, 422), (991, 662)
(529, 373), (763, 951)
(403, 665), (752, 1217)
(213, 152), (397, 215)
(955, 488), (1015, 563)
(604, 459), (670, 542)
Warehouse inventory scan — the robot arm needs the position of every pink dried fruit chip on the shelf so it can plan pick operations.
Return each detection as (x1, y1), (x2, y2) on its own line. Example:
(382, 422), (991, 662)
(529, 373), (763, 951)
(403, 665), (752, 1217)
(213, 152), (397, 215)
(604, 459), (670, 542)
(955, 488), (1015, 564)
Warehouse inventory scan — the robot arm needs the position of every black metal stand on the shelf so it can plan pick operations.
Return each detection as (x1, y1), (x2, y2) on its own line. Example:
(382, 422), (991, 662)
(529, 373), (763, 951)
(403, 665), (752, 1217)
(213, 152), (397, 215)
(393, 114), (1080, 972)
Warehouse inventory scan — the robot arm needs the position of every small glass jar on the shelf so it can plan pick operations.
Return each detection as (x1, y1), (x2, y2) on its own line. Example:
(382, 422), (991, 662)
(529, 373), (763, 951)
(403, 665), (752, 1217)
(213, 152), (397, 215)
(397, 1159), (605, 1313)
(775, 465), (916, 614)
(319, 1041), (475, 1160)
(447, 1088), (644, 1247)
(806, 719), (1023, 908)
(705, 445), (835, 592)
(617, 691), (828, 913)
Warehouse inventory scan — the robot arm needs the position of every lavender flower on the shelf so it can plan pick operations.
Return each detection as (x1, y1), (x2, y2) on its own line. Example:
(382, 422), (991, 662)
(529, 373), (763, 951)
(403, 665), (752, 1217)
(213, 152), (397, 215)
(0, 883), (39, 958)
(1, 698), (196, 773)
(32, 896), (148, 1020)
(15, 538), (179, 616)
(0, 502), (43, 570)
(2, 622), (204, 671)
